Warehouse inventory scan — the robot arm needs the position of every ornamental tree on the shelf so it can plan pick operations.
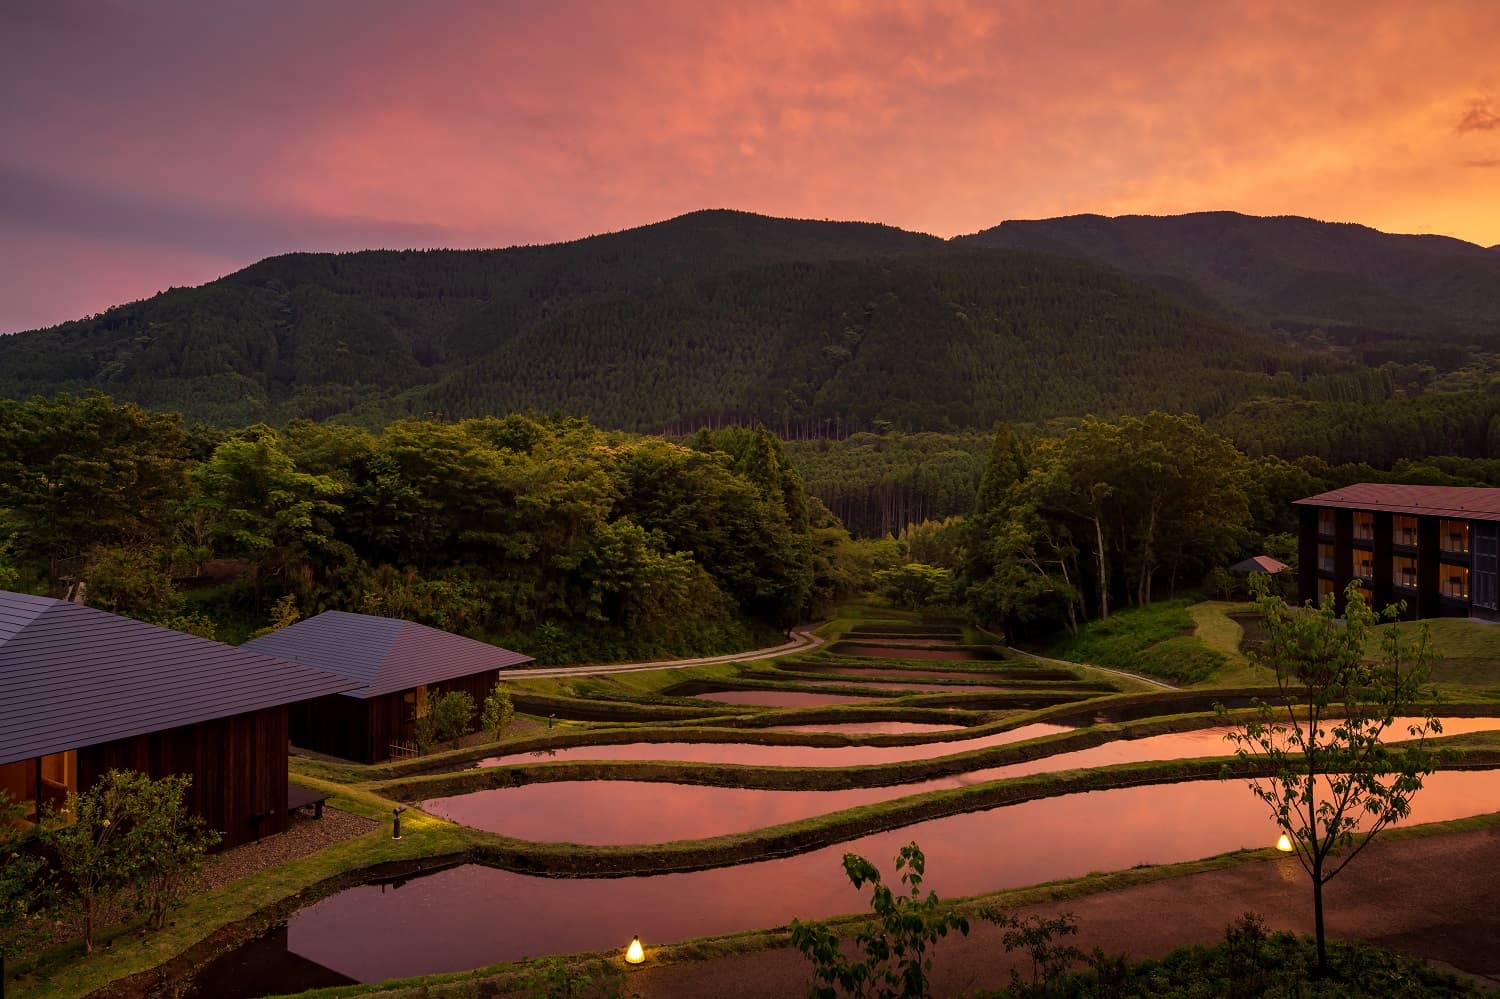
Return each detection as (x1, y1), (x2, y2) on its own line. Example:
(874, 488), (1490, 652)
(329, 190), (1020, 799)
(1223, 581), (1442, 974)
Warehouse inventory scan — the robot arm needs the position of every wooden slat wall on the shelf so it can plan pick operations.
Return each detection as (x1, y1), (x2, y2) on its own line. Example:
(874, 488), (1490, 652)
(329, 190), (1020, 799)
(289, 669), (503, 764)
(289, 694), (371, 763)
(76, 706), (290, 849)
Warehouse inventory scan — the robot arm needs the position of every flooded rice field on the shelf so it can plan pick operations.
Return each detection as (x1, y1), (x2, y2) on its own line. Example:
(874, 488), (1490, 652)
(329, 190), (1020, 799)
(439, 716), (1497, 843)
(477, 722), (1079, 768)
(195, 768), (1500, 994)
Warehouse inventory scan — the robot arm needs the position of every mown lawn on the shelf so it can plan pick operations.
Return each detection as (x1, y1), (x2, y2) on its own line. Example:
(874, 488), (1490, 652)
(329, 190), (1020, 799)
(1367, 617), (1500, 697)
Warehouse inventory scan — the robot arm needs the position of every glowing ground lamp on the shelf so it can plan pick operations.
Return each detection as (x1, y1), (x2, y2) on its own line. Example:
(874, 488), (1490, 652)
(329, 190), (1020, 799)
(625, 935), (645, 964)
(1276, 832), (1295, 852)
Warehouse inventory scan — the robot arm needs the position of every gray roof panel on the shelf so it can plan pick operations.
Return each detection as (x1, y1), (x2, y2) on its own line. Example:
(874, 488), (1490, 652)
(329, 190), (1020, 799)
(245, 610), (533, 699)
(0, 591), (363, 765)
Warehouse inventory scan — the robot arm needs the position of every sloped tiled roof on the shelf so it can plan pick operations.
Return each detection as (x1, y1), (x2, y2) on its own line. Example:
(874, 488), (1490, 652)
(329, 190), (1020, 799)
(0, 590), (362, 765)
(1295, 484), (1500, 522)
(1229, 555), (1289, 574)
(245, 610), (533, 699)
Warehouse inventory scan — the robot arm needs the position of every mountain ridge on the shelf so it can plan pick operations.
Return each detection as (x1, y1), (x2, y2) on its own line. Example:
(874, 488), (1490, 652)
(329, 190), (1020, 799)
(1, 208), (1494, 432)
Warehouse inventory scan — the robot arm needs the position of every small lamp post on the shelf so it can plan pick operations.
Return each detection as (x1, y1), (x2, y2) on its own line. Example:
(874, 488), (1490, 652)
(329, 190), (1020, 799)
(624, 935), (645, 964)
(393, 805), (408, 841)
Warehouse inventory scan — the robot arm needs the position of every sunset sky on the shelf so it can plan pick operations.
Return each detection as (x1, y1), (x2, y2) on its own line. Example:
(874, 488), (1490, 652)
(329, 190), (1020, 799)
(2, 0), (1498, 333)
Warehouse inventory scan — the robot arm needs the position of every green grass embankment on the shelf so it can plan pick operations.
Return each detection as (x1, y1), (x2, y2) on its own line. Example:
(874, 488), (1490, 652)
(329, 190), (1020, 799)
(1044, 597), (1289, 688)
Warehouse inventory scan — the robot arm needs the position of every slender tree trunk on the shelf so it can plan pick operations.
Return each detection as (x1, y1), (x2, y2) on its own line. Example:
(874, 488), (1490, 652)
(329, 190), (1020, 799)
(1313, 872), (1327, 974)
(1093, 515), (1109, 619)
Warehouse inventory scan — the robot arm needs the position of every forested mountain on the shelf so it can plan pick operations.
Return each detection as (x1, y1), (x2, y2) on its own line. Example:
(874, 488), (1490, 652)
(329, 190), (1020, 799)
(402, 250), (1334, 433)
(3, 208), (1496, 448)
(962, 211), (1500, 342)
(0, 211), (941, 425)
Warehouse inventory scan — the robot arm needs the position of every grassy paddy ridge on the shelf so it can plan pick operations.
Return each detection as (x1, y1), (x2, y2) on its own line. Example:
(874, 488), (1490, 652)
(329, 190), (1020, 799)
(18, 603), (1500, 999)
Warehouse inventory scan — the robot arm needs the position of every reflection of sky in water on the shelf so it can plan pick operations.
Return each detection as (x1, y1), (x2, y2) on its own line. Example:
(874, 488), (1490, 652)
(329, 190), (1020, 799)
(478, 723), (1077, 768)
(300, 768), (1500, 983)
(444, 718), (1500, 844)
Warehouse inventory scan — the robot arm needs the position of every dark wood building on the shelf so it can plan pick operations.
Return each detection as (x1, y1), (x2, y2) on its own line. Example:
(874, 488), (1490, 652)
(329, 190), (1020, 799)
(245, 611), (533, 763)
(1296, 484), (1500, 621)
(0, 591), (359, 847)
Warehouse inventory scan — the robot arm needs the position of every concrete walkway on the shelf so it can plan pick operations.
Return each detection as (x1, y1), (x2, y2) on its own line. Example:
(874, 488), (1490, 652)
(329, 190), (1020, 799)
(623, 824), (1500, 997)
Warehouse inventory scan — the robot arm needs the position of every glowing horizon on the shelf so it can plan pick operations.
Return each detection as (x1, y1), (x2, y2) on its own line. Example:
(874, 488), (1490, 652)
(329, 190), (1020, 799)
(2, 0), (1497, 333)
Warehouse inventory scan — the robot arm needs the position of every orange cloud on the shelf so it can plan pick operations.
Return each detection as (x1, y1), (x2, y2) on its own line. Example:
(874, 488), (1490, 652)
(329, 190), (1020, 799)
(2, 0), (1499, 330)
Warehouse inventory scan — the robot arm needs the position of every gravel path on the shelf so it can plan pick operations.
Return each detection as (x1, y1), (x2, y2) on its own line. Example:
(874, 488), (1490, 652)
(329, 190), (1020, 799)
(196, 806), (376, 893)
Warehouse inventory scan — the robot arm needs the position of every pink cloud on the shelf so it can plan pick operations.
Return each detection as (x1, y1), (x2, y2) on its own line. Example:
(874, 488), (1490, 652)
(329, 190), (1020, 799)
(2, 0), (1499, 331)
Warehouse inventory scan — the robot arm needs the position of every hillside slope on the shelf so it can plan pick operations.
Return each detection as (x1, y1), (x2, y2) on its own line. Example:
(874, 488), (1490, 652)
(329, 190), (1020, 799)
(962, 211), (1500, 340)
(0, 211), (943, 424)
(401, 249), (1321, 433)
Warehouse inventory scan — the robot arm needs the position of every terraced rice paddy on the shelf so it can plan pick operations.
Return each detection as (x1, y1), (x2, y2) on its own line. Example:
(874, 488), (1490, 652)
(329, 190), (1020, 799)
(190, 614), (1500, 997)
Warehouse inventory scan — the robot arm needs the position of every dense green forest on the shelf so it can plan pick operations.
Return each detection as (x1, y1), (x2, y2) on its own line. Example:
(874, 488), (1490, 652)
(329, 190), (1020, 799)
(14, 392), (1500, 653)
(0, 394), (868, 662)
(6, 208), (1500, 550)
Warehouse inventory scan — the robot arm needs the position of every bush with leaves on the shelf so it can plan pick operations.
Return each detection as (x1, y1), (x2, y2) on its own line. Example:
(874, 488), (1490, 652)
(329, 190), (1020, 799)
(517, 957), (632, 999)
(482, 682), (516, 741)
(49, 772), (140, 953)
(126, 773), (219, 929)
(980, 909), (1082, 995)
(415, 689), (478, 752)
(1, 792), (53, 992)
(49, 770), (217, 950)
(790, 841), (969, 999)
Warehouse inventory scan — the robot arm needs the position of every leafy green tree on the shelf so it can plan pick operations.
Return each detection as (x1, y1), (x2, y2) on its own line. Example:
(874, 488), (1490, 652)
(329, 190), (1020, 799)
(0, 394), (189, 580)
(482, 683), (516, 741)
(81, 545), (183, 623)
(1223, 582), (1442, 974)
(872, 563), (953, 611)
(194, 425), (346, 594)
(790, 842), (968, 999)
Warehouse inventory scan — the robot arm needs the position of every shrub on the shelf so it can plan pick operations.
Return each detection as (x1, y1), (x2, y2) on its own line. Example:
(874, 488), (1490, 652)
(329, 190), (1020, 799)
(482, 683), (516, 741)
(790, 841), (968, 998)
(415, 689), (478, 752)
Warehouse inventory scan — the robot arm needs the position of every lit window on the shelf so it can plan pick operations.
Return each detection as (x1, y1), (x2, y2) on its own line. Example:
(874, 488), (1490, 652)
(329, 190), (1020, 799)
(1394, 516), (1418, 547)
(1393, 555), (1419, 589)
(1318, 543), (1335, 573)
(1441, 520), (1470, 554)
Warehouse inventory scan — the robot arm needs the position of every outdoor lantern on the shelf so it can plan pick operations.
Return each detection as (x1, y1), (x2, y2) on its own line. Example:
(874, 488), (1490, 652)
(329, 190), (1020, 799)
(1276, 832), (1294, 852)
(625, 935), (645, 964)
